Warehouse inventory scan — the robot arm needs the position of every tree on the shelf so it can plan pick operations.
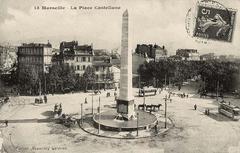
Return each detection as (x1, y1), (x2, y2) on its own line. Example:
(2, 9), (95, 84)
(18, 66), (39, 95)
(82, 66), (96, 91)
(47, 64), (76, 93)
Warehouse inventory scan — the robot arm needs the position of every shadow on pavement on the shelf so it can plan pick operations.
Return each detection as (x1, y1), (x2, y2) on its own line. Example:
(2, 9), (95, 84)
(206, 113), (234, 122)
(41, 110), (54, 117)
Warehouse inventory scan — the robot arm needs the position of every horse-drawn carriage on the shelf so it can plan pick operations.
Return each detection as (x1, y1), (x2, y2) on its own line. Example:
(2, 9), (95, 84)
(138, 104), (162, 112)
(35, 97), (43, 104)
(58, 114), (77, 127)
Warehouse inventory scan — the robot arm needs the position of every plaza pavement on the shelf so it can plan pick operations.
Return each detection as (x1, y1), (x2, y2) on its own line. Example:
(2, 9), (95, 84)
(0, 83), (240, 153)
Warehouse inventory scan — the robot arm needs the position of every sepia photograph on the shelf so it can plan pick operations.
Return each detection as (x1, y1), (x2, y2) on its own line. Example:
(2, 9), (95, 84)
(0, 0), (240, 152)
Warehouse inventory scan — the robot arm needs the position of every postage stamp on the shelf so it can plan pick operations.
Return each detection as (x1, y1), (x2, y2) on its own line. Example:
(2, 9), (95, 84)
(193, 4), (236, 42)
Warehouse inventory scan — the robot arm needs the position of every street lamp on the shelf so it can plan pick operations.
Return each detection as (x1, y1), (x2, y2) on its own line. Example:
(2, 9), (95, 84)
(216, 80), (219, 101)
(92, 85), (94, 115)
(81, 103), (83, 125)
(98, 96), (101, 134)
(164, 97), (167, 128)
(136, 112), (139, 136)
(143, 88), (146, 111)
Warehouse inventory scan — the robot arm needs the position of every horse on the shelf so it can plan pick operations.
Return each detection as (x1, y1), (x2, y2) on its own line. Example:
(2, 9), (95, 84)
(138, 104), (146, 110)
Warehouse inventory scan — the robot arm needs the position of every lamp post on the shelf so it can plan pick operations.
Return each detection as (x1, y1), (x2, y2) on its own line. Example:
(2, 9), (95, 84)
(136, 112), (139, 136)
(216, 80), (219, 101)
(81, 103), (83, 125)
(164, 97), (167, 128)
(143, 88), (146, 111)
(44, 72), (47, 94)
(92, 85), (94, 115)
(98, 96), (101, 134)
(164, 74), (167, 88)
(39, 79), (42, 96)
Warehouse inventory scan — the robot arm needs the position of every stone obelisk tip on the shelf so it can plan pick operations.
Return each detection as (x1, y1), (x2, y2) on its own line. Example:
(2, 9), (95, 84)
(123, 9), (128, 16)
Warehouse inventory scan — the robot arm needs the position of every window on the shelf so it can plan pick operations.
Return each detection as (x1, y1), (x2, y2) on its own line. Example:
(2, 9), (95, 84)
(83, 65), (86, 70)
(82, 57), (86, 62)
(95, 66), (99, 72)
(88, 57), (91, 62)
(77, 65), (80, 70)
(101, 74), (105, 80)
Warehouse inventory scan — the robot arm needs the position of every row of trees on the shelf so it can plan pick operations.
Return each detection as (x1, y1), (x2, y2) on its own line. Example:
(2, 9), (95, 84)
(138, 59), (240, 93)
(1, 61), (116, 95)
(17, 65), (98, 95)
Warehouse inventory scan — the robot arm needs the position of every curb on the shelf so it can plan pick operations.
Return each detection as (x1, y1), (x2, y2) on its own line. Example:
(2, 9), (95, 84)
(78, 117), (174, 139)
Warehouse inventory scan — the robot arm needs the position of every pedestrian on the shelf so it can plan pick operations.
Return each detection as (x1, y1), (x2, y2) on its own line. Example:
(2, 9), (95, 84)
(44, 95), (47, 103)
(5, 120), (8, 127)
(85, 97), (87, 104)
(155, 120), (158, 134)
(194, 104), (197, 110)
(59, 103), (62, 109)
(58, 107), (62, 116)
(54, 104), (58, 112)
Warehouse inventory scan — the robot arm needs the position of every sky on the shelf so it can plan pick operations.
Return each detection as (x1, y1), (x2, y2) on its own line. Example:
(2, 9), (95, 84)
(0, 0), (240, 56)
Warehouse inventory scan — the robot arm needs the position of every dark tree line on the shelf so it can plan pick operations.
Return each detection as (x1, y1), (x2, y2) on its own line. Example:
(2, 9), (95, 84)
(138, 59), (240, 93)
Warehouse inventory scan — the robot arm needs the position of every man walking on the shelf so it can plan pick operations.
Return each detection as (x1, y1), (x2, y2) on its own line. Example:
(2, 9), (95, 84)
(194, 104), (197, 110)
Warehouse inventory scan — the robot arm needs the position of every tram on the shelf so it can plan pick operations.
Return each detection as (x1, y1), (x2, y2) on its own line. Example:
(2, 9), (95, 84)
(218, 101), (240, 121)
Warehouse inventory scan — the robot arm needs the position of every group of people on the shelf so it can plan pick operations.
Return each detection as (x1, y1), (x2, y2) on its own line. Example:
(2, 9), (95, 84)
(170, 92), (188, 98)
(54, 103), (62, 116)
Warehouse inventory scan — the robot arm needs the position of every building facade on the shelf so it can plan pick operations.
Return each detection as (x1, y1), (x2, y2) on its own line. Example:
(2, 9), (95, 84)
(135, 44), (167, 61)
(176, 49), (200, 61)
(17, 42), (53, 75)
(200, 53), (216, 61)
(59, 41), (93, 76)
(93, 55), (113, 89)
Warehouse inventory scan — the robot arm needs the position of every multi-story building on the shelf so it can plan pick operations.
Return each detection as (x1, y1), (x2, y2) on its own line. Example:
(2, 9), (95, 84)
(17, 42), (53, 75)
(59, 41), (93, 76)
(176, 49), (200, 61)
(135, 44), (167, 61)
(93, 55), (113, 89)
(154, 45), (167, 61)
(200, 53), (216, 61)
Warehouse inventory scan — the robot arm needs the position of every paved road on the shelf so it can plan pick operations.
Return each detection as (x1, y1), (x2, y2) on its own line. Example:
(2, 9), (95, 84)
(0, 87), (240, 153)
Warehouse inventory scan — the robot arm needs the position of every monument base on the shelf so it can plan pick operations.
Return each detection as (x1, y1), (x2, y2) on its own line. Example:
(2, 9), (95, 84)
(93, 110), (157, 131)
(116, 99), (135, 120)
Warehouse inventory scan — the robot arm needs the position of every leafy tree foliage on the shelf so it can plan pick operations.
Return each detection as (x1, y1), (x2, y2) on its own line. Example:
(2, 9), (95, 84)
(18, 66), (39, 95)
(82, 66), (96, 91)
(138, 59), (240, 93)
(47, 64), (76, 93)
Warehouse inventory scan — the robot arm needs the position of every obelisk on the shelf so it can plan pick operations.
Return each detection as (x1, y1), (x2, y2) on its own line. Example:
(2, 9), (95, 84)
(116, 10), (135, 120)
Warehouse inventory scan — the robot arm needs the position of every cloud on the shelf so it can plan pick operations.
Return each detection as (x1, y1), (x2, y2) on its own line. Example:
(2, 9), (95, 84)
(0, 0), (239, 56)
